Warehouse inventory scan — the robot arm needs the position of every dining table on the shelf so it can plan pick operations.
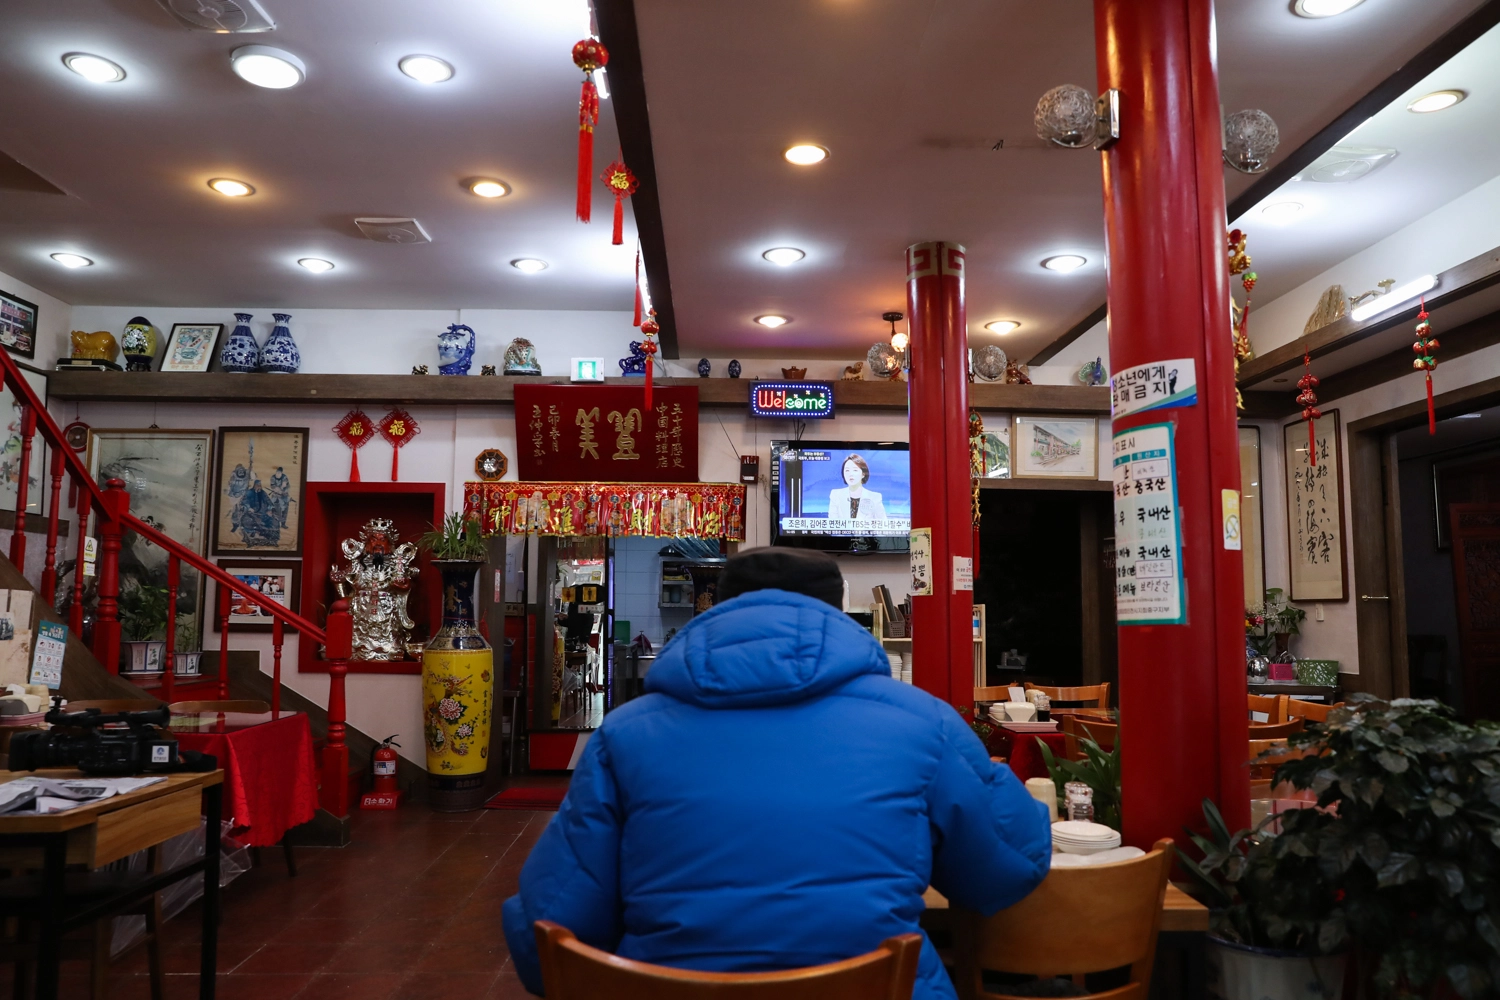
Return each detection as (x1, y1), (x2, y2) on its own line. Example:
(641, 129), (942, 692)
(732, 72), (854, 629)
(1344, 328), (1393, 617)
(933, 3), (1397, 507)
(986, 729), (1067, 782)
(168, 711), (318, 848)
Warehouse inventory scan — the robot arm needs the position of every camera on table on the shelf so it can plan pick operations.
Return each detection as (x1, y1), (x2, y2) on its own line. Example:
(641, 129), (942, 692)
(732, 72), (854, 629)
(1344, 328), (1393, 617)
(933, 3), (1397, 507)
(9, 701), (180, 776)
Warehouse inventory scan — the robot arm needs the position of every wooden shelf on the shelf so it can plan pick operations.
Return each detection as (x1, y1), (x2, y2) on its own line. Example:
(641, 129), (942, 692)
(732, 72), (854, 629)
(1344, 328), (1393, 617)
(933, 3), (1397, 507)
(48, 371), (1111, 414)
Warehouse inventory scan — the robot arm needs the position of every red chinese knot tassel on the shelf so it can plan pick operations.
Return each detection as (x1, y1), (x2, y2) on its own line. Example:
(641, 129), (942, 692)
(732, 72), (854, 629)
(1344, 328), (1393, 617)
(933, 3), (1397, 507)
(639, 312), (660, 413)
(602, 161), (638, 246)
(377, 408), (420, 482)
(1412, 297), (1439, 435)
(572, 39), (608, 224)
(1296, 352), (1321, 468)
(334, 409), (373, 482)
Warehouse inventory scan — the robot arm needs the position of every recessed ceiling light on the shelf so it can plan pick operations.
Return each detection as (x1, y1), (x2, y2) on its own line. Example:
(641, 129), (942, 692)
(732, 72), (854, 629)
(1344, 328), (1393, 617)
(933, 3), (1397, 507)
(62, 53), (125, 83)
(51, 252), (93, 268)
(762, 247), (806, 266)
(1041, 254), (1087, 273)
(398, 55), (454, 84)
(1293, 0), (1365, 16)
(468, 179), (511, 199)
(783, 144), (828, 166)
(208, 178), (255, 198)
(755, 315), (790, 328)
(298, 257), (334, 273)
(511, 258), (548, 273)
(231, 45), (306, 89)
(984, 320), (1021, 335)
(1407, 90), (1465, 114)
(1260, 201), (1303, 223)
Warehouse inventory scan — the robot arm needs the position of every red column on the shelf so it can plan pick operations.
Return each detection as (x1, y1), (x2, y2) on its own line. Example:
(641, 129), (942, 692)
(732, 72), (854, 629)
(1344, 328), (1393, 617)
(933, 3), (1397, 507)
(1096, 0), (1250, 842)
(93, 478), (130, 674)
(906, 242), (974, 705)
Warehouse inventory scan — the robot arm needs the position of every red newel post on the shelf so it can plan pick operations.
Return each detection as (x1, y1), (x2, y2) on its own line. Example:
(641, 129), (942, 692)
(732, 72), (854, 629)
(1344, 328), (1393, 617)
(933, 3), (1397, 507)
(40, 448), (64, 606)
(322, 600), (353, 818)
(93, 478), (130, 673)
(9, 406), (35, 571)
(271, 617), (283, 719)
(217, 586), (231, 700)
(1095, 0), (1250, 842)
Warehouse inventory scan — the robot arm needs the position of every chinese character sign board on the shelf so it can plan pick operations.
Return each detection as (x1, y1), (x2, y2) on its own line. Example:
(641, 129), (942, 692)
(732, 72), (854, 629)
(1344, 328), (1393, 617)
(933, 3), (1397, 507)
(513, 385), (699, 483)
(1283, 411), (1347, 601)
(1112, 422), (1186, 625)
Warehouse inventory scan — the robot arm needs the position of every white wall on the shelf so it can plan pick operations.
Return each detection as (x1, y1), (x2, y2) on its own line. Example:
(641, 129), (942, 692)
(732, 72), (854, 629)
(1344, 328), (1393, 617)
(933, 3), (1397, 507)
(1, 268), (73, 367)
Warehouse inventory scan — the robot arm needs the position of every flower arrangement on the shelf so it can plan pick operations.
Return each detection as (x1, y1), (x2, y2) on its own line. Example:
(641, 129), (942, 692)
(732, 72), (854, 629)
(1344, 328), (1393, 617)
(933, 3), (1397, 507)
(1246, 587), (1306, 658)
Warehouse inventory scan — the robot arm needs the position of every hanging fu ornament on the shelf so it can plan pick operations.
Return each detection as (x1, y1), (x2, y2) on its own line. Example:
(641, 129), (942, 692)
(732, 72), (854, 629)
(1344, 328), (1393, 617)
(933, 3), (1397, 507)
(572, 38), (608, 224)
(377, 408), (420, 482)
(1295, 352), (1321, 468)
(601, 161), (638, 246)
(334, 409), (374, 482)
(639, 311), (660, 412)
(1413, 297), (1440, 435)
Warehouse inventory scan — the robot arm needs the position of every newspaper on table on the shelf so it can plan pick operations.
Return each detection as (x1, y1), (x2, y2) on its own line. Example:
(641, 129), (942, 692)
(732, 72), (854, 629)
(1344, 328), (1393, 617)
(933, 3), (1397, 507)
(0, 775), (166, 815)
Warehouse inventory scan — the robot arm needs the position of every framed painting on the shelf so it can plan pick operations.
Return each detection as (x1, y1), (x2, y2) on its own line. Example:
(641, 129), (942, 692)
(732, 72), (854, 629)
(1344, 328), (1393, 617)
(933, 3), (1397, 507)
(1012, 415), (1098, 479)
(1283, 411), (1348, 601)
(0, 289), (38, 359)
(86, 428), (214, 647)
(215, 559), (300, 632)
(161, 324), (224, 373)
(0, 363), (47, 516)
(212, 427), (308, 556)
(1238, 425), (1265, 611)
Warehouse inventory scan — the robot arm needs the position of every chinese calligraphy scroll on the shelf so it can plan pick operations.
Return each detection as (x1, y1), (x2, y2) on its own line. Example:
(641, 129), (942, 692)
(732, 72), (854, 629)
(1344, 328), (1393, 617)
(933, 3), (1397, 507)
(462, 481), (744, 541)
(1283, 411), (1347, 601)
(513, 385), (698, 482)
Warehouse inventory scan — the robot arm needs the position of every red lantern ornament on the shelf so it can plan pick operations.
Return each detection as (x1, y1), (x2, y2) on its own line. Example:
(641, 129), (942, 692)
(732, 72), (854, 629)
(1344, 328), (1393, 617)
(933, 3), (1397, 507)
(1295, 352), (1321, 468)
(1412, 297), (1439, 435)
(639, 311), (660, 413)
(601, 161), (638, 246)
(572, 38), (608, 224)
(334, 409), (374, 482)
(377, 408), (421, 481)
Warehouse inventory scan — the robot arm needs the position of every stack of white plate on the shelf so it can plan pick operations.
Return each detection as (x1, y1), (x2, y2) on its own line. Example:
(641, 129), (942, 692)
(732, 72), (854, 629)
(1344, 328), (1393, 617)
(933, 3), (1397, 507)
(1049, 846), (1144, 867)
(1051, 820), (1122, 855)
(887, 653), (903, 679)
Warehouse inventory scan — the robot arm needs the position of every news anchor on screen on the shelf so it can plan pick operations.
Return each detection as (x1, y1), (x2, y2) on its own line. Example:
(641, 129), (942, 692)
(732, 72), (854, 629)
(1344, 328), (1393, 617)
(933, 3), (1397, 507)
(827, 454), (887, 521)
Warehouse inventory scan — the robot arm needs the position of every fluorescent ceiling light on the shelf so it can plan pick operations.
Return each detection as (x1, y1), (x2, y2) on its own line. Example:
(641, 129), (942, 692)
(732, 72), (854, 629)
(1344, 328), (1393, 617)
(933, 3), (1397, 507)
(208, 178), (255, 197)
(1293, 0), (1365, 16)
(984, 320), (1020, 335)
(398, 55), (454, 84)
(63, 53), (125, 83)
(468, 179), (510, 198)
(762, 247), (806, 266)
(231, 45), (306, 89)
(595, 67), (609, 100)
(51, 252), (93, 268)
(1350, 274), (1436, 322)
(1449, 413), (1482, 420)
(298, 257), (334, 273)
(511, 258), (548, 273)
(1260, 201), (1303, 223)
(1407, 90), (1465, 114)
(783, 144), (828, 166)
(755, 315), (789, 328)
(1041, 254), (1087, 273)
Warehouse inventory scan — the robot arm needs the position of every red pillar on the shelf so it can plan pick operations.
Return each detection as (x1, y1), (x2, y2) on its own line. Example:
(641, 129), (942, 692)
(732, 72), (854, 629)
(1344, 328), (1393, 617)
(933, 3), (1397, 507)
(906, 242), (973, 705)
(1096, 0), (1250, 843)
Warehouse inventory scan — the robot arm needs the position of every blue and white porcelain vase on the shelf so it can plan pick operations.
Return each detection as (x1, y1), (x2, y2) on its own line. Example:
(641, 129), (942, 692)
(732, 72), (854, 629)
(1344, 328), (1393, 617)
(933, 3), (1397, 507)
(259, 313), (301, 374)
(438, 323), (476, 375)
(219, 313), (261, 373)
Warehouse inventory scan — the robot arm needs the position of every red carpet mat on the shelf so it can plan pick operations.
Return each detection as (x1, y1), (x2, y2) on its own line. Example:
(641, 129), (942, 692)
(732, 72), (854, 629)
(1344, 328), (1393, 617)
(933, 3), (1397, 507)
(484, 783), (569, 811)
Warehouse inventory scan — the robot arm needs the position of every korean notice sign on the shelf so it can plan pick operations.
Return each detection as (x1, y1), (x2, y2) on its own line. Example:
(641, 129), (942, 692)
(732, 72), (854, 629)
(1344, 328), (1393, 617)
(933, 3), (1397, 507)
(1112, 423), (1187, 625)
(1110, 358), (1197, 418)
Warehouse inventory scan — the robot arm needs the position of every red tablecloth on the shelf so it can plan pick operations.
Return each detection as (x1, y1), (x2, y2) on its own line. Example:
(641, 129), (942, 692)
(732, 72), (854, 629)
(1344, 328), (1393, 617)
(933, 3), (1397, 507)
(176, 712), (318, 847)
(987, 730), (1068, 782)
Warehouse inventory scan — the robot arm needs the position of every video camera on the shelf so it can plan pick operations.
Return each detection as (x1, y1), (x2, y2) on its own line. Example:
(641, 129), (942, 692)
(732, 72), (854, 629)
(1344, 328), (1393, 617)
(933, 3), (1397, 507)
(9, 700), (182, 776)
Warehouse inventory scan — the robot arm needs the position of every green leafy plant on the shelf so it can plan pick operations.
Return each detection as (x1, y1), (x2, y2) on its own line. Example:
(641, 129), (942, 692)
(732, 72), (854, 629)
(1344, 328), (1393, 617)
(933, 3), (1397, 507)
(118, 581), (169, 642)
(418, 512), (487, 562)
(1038, 728), (1121, 831)
(956, 704), (997, 747)
(174, 613), (200, 652)
(1246, 587), (1307, 656)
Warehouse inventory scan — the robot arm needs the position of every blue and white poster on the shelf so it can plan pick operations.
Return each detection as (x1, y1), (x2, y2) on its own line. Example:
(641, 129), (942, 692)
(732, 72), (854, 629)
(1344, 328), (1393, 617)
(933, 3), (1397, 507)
(1110, 358), (1197, 418)
(1112, 423), (1187, 625)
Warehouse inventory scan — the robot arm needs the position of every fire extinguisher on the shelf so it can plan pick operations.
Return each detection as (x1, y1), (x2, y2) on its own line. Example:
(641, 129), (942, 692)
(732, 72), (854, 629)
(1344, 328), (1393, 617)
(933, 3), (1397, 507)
(373, 736), (399, 794)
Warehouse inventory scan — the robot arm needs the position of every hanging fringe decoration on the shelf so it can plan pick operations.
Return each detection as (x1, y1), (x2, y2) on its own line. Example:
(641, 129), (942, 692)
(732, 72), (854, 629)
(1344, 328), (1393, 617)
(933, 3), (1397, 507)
(1296, 352), (1321, 468)
(1227, 229), (1257, 411)
(1413, 297), (1439, 435)
(377, 408), (420, 481)
(639, 311), (660, 413)
(633, 248), (643, 326)
(601, 161), (638, 246)
(969, 410), (984, 580)
(572, 39), (608, 223)
(334, 409), (373, 482)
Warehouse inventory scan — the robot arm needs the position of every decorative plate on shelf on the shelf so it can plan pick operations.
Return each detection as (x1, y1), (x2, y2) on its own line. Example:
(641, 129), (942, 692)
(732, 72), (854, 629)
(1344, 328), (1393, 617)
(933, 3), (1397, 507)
(474, 448), (508, 482)
(972, 344), (1008, 382)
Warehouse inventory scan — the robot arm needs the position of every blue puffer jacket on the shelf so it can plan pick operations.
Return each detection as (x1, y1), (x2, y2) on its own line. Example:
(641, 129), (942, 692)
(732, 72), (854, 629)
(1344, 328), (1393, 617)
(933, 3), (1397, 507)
(502, 590), (1051, 1000)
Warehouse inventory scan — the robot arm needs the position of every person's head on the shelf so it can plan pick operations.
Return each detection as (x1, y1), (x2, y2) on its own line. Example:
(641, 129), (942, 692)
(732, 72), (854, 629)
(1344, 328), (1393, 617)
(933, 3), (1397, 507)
(718, 547), (844, 608)
(842, 454), (870, 486)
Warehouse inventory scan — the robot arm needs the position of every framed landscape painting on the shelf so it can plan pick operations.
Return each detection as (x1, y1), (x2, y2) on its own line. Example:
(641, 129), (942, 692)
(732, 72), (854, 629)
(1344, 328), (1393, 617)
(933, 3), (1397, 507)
(212, 427), (308, 556)
(0, 363), (48, 516)
(215, 559), (300, 632)
(1012, 415), (1099, 479)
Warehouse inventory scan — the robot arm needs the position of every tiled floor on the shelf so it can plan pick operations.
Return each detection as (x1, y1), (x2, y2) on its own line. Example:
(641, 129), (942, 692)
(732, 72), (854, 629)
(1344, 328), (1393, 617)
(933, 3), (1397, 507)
(17, 805), (555, 1000)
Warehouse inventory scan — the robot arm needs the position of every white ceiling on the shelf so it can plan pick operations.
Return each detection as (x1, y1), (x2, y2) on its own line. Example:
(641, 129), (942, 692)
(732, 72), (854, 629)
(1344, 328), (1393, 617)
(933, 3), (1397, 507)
(0, 0), (638, 310)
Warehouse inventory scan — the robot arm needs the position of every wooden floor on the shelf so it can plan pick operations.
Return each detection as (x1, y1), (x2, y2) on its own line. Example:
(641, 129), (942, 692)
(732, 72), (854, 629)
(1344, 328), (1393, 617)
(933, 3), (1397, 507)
(11, 804), (555, 999)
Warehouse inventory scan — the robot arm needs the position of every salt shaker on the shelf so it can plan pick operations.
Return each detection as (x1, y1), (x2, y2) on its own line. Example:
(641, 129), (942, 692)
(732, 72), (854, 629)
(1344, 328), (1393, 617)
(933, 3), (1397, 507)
(1064, 781), (1094, 823)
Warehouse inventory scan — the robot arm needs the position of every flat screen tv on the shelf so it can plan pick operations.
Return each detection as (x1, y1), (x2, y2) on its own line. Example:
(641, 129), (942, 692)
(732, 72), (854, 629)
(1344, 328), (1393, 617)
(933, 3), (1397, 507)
(769, 440), (911, 553)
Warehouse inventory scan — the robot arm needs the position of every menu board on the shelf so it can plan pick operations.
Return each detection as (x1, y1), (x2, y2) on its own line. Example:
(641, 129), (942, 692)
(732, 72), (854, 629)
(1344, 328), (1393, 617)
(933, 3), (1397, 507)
(1283, 412), (1347, 601)
(1112, 422), (1186, 625)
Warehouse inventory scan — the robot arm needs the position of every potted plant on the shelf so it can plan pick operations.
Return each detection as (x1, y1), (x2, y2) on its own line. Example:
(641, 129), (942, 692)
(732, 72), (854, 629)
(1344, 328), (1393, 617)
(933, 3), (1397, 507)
(1038, 730), (1121, 830)
(118, 580), (169, 673)
(1247, 587), (1306, 661)
(173, 614), (202, 676)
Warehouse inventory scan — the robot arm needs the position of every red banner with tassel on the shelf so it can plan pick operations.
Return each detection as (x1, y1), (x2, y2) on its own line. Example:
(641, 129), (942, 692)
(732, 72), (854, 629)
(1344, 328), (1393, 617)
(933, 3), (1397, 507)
(602, 161), (638, 246)
(1296, 353), (1321, 467)
(572, 39), (607, 224)
(334, 409), (373, 482)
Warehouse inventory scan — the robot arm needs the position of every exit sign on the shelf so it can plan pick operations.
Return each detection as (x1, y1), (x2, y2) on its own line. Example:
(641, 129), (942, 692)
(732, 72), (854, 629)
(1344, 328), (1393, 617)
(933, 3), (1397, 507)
(749, 381), (836, 419)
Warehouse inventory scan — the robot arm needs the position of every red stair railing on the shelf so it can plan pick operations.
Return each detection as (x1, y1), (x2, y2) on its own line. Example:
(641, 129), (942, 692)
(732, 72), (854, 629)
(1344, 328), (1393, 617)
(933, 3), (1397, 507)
(0, 349), (353, 820)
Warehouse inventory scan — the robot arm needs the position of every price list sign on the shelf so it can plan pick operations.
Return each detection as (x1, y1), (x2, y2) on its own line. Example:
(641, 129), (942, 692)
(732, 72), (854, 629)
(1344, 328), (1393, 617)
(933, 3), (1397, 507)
(1112, 423), (1187, 625)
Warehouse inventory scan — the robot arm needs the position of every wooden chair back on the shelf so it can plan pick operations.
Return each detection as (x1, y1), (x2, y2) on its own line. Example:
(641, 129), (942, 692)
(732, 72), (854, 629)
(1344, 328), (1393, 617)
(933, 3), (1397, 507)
(952, 838), (1173, 1000)
(1061, 715), (1117, 759)
(974, 686), (1013, 706)
(533, 921), (922, 1000)
(1025, 682), (1110, 708)
(168, 700), (272, 715)
(1246, 692), (1288, 724)
(60, 700), (161, 713)
(1246, 718), (1304, 740)
(1286, 699), (1343, 723)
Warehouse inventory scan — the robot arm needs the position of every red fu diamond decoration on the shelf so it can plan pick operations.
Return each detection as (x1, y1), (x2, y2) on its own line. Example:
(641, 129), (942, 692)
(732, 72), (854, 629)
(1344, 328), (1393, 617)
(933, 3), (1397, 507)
(334, 409), (374, 482)
(377, 408), (421, 481)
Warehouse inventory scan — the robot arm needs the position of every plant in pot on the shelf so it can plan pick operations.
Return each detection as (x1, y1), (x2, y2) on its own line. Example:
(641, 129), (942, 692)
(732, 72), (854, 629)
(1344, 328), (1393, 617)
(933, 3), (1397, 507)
(1248, 587), (1305, 662)
(118, 580), (169, 674)
(1038, 731), (1121, 830)
(173, 614), (202, 677)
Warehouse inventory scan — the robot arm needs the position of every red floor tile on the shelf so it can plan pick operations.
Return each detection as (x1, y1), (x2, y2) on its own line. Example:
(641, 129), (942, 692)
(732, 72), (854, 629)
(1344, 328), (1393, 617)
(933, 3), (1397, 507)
(391, 970), (499, 1000)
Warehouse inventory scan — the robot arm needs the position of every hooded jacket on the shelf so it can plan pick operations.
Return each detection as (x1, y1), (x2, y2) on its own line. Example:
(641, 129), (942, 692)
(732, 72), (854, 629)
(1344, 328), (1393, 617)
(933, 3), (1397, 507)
(501, 589), (1052, 1000)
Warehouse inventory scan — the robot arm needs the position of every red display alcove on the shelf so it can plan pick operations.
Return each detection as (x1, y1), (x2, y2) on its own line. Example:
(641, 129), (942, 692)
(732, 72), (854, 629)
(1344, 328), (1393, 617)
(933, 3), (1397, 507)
(298, 481), (446, 675)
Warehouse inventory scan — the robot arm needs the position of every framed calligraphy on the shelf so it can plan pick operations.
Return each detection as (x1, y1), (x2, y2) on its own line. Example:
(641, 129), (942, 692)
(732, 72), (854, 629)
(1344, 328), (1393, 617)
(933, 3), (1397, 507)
(513, 385), (699, 483)
(1283, 410), (1348, 602)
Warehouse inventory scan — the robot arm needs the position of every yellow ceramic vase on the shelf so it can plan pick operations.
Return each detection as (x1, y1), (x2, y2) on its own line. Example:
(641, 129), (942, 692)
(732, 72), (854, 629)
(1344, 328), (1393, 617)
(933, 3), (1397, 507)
(421, 560), (494, 811)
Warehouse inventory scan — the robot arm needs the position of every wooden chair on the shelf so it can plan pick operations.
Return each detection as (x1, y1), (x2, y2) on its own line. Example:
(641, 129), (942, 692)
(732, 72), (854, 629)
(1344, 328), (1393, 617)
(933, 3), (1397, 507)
(167, 700), (271, 714)
(1246, 718), (1304, 740)
(951, 838), (1174, 1000)
(1246, 692), (1288, 724)
(1061, 715), (1116, 759)
(1286, 699), (1343, 723)
(1025, 682), (1110, 709)
(533, 920), (922, 1000)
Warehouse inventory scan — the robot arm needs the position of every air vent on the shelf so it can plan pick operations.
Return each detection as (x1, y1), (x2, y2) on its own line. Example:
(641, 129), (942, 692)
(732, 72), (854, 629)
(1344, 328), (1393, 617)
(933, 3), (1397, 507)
(354, 218), (432, 245)
(1302, 145), (1398, 183)
(156, 0), (275, 32)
